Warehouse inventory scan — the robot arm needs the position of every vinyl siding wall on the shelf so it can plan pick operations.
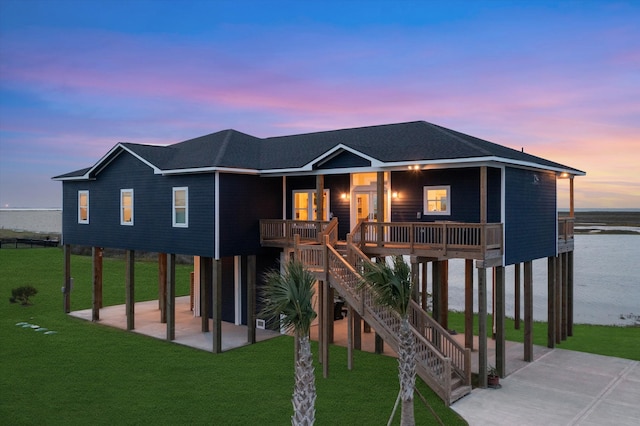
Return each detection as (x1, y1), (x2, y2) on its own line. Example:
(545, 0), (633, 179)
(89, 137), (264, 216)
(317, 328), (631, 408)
(504, 168), (557, 265)
(62, 152), (215, 256)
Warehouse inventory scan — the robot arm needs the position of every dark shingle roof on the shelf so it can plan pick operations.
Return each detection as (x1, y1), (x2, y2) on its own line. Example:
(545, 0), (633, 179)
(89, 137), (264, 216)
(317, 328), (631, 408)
(53, 121), (585, 180)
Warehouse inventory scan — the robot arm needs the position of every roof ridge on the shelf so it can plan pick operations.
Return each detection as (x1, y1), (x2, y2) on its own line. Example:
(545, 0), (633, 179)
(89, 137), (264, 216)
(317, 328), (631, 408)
(212, 129), (234, 166)
(427, 123), (493, 156)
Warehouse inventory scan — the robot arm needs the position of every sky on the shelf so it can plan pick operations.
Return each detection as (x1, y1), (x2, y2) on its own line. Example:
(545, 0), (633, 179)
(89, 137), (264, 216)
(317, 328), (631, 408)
(0, 0), (638, 209)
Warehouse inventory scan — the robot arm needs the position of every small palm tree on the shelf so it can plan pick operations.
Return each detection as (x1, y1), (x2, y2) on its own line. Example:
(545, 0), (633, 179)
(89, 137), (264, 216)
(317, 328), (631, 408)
(261, 259), (318, 426)
(362, 256), (416, 426)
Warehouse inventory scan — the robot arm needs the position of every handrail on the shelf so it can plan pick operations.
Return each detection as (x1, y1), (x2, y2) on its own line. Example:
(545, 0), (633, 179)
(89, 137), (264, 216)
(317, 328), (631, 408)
(320, 217), (339, 247)
(355, 221), (503, 259)
(260, 219), (331, 244)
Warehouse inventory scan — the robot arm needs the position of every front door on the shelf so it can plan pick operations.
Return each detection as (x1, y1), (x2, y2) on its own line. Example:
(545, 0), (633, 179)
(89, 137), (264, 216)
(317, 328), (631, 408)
(355, 191), (378, 221)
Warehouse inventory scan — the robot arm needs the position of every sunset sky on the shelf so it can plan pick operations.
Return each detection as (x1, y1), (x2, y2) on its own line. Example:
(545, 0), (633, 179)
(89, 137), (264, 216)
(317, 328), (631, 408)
(1, 0), (638, 209)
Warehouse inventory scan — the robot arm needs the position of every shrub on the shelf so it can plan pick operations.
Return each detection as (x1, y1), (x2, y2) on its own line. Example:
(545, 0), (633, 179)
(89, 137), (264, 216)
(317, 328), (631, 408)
(9, 285), (38, 305)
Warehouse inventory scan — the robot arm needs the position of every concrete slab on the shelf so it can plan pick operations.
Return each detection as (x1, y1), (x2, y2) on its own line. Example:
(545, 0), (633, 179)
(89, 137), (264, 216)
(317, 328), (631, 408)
(452, 349), (640, 426)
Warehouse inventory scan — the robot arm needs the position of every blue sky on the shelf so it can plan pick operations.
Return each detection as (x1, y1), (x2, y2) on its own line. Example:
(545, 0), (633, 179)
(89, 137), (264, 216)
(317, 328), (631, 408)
(1, 0), (638, 208)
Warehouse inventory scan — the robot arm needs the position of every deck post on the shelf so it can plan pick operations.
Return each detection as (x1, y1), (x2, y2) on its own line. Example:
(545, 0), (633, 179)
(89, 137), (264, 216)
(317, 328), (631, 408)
(480, 166), (487, 224)
(432, 260), (440, 325)
(411, 258), (420, 302)
(477, 266), (488, 388)
(212, 258), (222, 353)
(328, 286), (335, 343)
(547, 256), (556, 348)
(514, 263), (521, 330)
(440, 260), (449, 330)
(495, 266), (506, 378)
(92, 247), (103, 321)
(63, 244), (71, 313)
(524, 260), (533, 361)
(555, 254), (562, 344)
(562, 252), (569, 341)
(318, 280), (324, 363)
(347, 306), (353, 370)
(247, 255), (256, 344)
(125, 250), (135, 331)
(158, 253), (167, 323)
(166, 253), (176, 340)
(464, 259), (474, 350)
(200, 257), (212, 332)
(421, 261), (429, 311)
(353, 310), (362, 350)
(322, 279), (329, 378)
(567, 251), (574, 336)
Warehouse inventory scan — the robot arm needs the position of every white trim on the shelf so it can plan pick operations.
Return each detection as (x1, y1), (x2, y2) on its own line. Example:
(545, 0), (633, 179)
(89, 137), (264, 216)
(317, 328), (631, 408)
(282, 176), (287, 219)
(161, 166), (259, 175)
(292, 188), (330, 221)
(423, 185), (451, 215)
(214, 172), (220, 260)
(78, 190), (89, 224)
(120, 188), (134, 225)
(172, 187), (189, 227)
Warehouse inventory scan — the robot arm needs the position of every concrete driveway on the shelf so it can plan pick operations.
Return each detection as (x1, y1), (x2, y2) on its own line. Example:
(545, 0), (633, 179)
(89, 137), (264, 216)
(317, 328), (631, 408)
(452, 349), (640, 426)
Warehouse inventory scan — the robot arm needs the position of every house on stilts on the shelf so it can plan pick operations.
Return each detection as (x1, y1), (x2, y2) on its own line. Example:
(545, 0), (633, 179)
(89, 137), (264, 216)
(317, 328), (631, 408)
(53, 120), (584, 405)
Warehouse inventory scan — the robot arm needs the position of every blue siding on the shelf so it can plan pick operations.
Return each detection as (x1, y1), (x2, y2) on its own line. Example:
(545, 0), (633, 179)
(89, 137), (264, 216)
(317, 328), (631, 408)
(504, 168), (557, 265)
(218, 173), (281, 257)
(62, 151), (215, 256)
(325, 174), (351, 238)
(390, 167), (501, 223)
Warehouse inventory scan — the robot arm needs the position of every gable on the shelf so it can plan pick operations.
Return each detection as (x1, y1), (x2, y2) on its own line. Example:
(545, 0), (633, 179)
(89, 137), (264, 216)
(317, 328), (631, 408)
(313, 149), (371, 170)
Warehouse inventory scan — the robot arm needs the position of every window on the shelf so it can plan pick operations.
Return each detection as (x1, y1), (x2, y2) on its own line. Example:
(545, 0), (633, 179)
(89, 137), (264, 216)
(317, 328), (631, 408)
(120, 189), (134, 225)
(292, 189), (329, 220)
(423, 186), (450, 215)
(78, 190), (89, 224)
(172, 187), (188, 227)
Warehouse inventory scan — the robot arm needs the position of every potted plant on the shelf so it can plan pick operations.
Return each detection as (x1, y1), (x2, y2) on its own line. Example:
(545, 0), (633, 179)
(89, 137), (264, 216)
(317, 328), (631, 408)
(488, 365), (500, 388)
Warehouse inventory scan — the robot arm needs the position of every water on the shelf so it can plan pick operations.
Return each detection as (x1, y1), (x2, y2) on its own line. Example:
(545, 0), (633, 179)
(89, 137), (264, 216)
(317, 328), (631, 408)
(443, 234), (640, 326)
(0, 209), (61, 234)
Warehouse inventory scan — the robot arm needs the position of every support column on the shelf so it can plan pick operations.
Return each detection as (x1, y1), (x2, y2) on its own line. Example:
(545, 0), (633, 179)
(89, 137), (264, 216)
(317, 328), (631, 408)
(375, 334), (384, 354)
(524, 261), (533, 362)
(212, 258), (222, 353)
(347, 306), (354, 370)
(247, 255), (256, 344)
(158, 253), (167, 323)
(562, 252), (569, 341)
(495, 266), (506, 378)
(439, 260), (449, 330)
(92, 247), (103, 321)
(514, 263), (521, 330)
(411, 259), (420, 302)
(547, 256), (556, 348)
(464, 259), (474, 350)
(377, 171), (385, 222)
(166, 253), (176, 340)
(478, 266), (488, 388)
(318, 280), (324, 363)
(322, 280), (330, 378)
(432, 261), (440, 324)
(200, 257), (212, 332)
(316, 175), (324, 220)
(421, 261), (429, 311)
(353, 311), (362, 350)
(328, 287), (335, 344)
(568, 251), (574, 336)
(125, 250), (135, 331)
(63, 244), (71, 313)
(555, 254), (562, 344)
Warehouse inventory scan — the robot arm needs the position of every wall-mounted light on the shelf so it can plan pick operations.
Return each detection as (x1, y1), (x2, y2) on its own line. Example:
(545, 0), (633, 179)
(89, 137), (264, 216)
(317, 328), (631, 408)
(341, 192), (350, 200)
(407, 165), (420, 170)
(392, 191), (399, 199)
(559, 172), (569, 178)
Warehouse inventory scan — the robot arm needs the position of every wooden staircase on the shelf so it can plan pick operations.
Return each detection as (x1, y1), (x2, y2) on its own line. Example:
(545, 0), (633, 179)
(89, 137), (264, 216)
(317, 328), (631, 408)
(295, 228), (471, 405)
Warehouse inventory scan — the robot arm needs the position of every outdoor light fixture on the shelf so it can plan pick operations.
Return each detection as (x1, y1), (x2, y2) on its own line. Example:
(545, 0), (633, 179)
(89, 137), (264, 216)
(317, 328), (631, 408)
(341, 193), (349, 200)
(560, 172), (569, 178)
(392, 191), (399, 199)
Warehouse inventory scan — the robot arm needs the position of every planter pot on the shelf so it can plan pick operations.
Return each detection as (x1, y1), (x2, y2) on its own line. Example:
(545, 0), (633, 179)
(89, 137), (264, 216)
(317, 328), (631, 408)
(488, 375), (500, 387)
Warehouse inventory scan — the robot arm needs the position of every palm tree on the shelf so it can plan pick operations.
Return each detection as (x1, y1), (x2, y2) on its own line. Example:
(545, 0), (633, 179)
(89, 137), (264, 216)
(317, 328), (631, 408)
(261, 259), (318, 426)
(361, 255), (416, 426)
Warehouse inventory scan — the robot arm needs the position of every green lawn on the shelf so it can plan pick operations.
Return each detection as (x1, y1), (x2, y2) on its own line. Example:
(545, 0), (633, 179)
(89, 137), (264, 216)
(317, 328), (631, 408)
(1, 248), (466, 425)
(447, 311), (639, 362)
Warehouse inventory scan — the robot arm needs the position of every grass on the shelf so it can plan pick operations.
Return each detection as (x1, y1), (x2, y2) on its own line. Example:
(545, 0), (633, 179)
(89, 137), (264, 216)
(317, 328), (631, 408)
(447, 311), (640, 361)
(1, 248), (466, 425)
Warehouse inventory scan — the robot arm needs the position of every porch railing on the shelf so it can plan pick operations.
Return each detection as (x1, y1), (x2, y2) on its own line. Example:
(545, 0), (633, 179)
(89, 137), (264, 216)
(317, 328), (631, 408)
(259, 219), (332, 245)
(351, 221), (503, 259)
(558, 217), (574, 243)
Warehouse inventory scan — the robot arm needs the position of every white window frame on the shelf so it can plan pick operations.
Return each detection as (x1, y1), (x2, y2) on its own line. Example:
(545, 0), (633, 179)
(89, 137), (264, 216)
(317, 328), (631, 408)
(423, 185), (451, 215)
(292, 189), (330, 221)
(120, 188), (134, 226)
(78, 190), (89, 224)
(172, 187), (188, 228)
